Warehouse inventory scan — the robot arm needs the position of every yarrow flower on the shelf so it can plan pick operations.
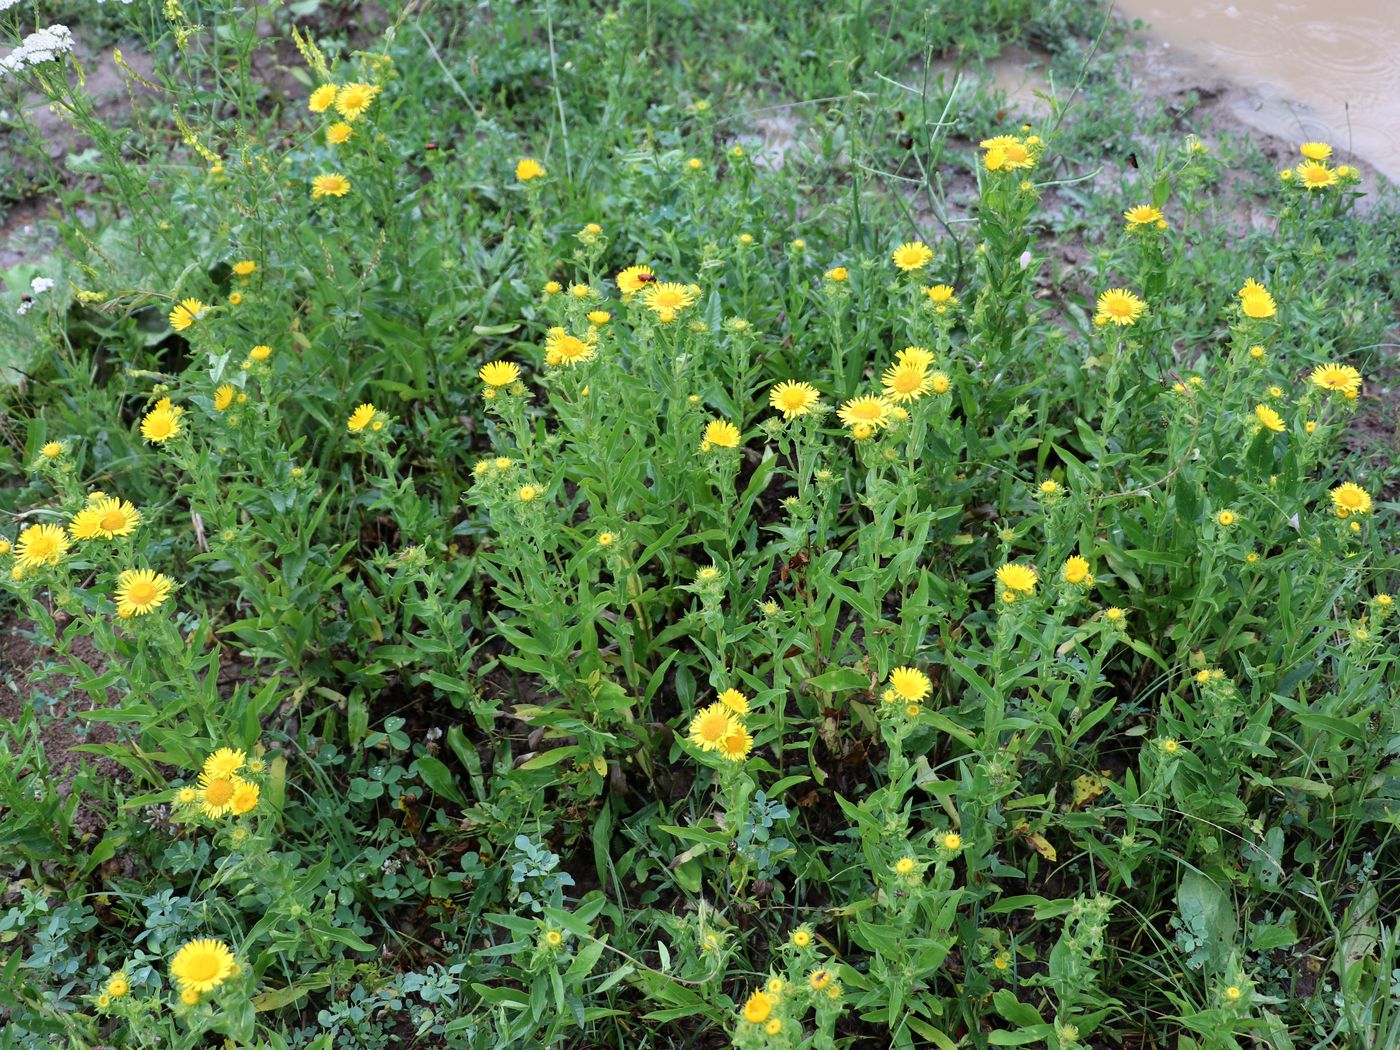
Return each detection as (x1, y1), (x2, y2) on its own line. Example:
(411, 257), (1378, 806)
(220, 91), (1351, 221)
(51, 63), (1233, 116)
(0, 25), (76, 80)
(769, 380), (821, 419)
(891, 241), (933, 272)
(1094, 288), (1146, 326)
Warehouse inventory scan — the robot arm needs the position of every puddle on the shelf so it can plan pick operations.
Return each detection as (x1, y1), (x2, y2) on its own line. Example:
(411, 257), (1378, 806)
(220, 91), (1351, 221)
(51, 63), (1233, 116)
(1117, 0), (1400, 180)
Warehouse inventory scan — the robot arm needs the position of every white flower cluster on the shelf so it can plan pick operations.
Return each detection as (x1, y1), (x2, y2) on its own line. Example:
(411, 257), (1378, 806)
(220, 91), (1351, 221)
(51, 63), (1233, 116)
(17, 276), (54, 316)
(0, 24), (74, 80)
(0, 0), (24, 12)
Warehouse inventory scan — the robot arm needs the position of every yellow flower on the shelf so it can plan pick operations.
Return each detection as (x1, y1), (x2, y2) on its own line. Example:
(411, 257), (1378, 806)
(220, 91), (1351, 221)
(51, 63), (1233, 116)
(686, 157), (703, 170)
(308, 83), (337, 112)
(37, 440), (66, 459)
(894, 856), (917, 875)
(544, 929), (564, 947)
(718, 688), (749, 715)
(1224, 985), (1243, 1002)
(924, 284), (957, 304)
(824, 266), (847, 282)
(942, 832), (962, 851)
(586, 310), (610, 325)
(808, 968), (832, 990)
(105, 972), (130, 998)
(1094, 288), (1146, 326)
(837, 395), (890, 431)
(1309, 363), (1362, 396)
(168, 298), (206, 331)
(741, 990), (773, 1024)
(765, 1019), (782, 1036)
(214, 385), (235, 412)
(1254, 404), (1285, 433)
(892, 241), (933, 272)
(311, 173), (351, 199)
(479, 361), (520, 387)
(334, 82), (378, 121)
(641, 281), (697, 318)
(203, 747), (246, 779)
(249, 344), (272, 362)
(881, 362), (932, 403)
(0, 538), (9, 555)
(929, 371), (951, 394)
(1104, 606), (1126, 624)
(703, 420), (741, 449)
(1123, 205), (1164, 228)
(198, 773), (236, 817)
(231, 260), (256, 277)
(597, 531), (615, 547)
(1299, 141), (1332, 160)
(69, 498), (141, 541)
(170, 938), (235, 993)
(718, 722), (753, 762)
(688, 703), (738, 752)
(1063, 555), (1090, 584)
(326, 122), (353, 144)
(543, 281), (562, 295)
(616, 264), (655, 297)
(517, 485), (538, 503)
(180, 987), (200, 1006)
(515, 157), (546, 181)
(15, 523), (70, 570)
(544, 327), (597, 367)
(347, 403), (377, 432)
(996, 563), (1038, 596)
(1330, 482), (1372, 517)
(227, 292), (243, 307)
(114, 568), (173, 617)
(769, 380), (821, 419)
(1238, 278), (1276, 319)
(888, 666), (931, 703)
(1295, 160), (1337, 189)
(229, 778), (260, 815)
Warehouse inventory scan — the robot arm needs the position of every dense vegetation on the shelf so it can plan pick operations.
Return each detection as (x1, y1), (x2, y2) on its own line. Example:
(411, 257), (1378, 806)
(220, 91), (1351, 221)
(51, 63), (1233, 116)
(1, 1), (1397, 1047)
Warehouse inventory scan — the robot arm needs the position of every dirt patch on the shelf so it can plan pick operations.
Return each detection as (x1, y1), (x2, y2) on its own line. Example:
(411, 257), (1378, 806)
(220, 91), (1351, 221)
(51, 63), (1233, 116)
(0, 616), (126, 834)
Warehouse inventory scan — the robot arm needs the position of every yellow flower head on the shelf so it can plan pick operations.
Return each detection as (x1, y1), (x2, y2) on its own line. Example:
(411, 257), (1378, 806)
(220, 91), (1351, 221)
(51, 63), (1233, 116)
(347, 403), (377, 432)
(168, 298), (206, 331)
(544, 327), (597, 367)
(824, 266), (848, 282)
(203, 747), (246, 779)
(924, 284), (957, 304)
(105, 972), (130, 998)
(1123, 205), (1164, 228)
(114, 568), (173, 618)
(515, 157), (546, 181)
(12, 523), (65, 573)
(769, 380), (821, 419)
(197, 773), (236, 817)
(326, 122), (353, 145)
(881, 361), (933, 403)
(169, 938), (235, 993)
(1330, 482), (1372, 517)
(741, 990), (773, 1024)
(717, 688), (749, 715)
(479, 361), (520, 387)
(641, 281), (697, 318)
(231, 260), (256, 277)
(888, 666), (931, 703)
(615, 264), (655, 297)
(689, 703), (739, 752)
(837, 395), (890, 431)
(1295, 160), (1338, 190)
(311, 173), (351, 199)
(1063, 555), (1090, 584)
(1254, 404), (1286, 433)
(308, 83), (337, 113)
(1216, 510), (1236, 527)
(1238, 278), (1276, 319)
(894, 856), (917, 876)
(214, 385), (235, 411)
(808, 967), (832, 990)
(942, 832), (962, 852)
(229, 778), (260, 815)
(1299, 141), (1332, 160)
(517, 485), (538, 503)
(892, 241), (933, 272)
(703, 419), (741, 449)
(586, 310), (611, 325)
(334, 82), (378, 121)
(1309, 363), (1362, 396)
(1094, 288), (1146, 326)
(718, 722), (753, 762)
(69, 498), (141, 541)
(996, 562), (1038, 596)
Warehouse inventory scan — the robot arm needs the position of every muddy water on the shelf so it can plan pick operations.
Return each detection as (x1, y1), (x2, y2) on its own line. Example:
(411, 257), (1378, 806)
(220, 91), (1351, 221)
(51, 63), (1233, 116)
(1116, 0), (1400, 180)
